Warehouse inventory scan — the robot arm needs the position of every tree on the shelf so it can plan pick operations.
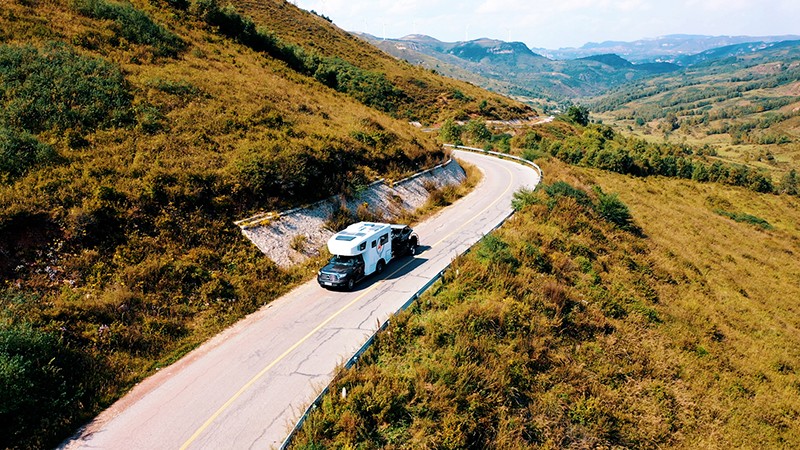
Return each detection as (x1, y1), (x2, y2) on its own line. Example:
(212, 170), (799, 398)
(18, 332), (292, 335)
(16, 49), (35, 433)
(593, 187), (636, 232)
(463, 119), (491, 145)
(565, 105), (590, 126)
(439, 118), (462, 145)
(779, 169), (798, 195)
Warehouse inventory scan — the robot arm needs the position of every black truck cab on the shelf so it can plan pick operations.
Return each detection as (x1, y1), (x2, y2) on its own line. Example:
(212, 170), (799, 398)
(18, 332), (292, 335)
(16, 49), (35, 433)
(317, 254), (365, 290)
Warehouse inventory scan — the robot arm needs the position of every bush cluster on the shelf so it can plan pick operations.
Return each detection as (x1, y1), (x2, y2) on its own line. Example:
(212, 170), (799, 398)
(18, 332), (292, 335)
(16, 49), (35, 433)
(0, 318), (104, 449)
(188, 0), (405, 114)
(517, 122), (781, 194)
(0, 127), (57, 181)
(438, 118), (492, 147)
(715, 209), (773, 230)
(513, 182), (638, 233)
(71, 0), (185, 57)
(0, 43), (132, 134)
(234, 142), (365, 204)
(0, 43), (133, 179)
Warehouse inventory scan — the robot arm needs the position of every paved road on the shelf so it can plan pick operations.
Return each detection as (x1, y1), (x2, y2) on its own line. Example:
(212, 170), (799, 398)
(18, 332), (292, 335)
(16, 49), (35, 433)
(62, 150), (540, 449)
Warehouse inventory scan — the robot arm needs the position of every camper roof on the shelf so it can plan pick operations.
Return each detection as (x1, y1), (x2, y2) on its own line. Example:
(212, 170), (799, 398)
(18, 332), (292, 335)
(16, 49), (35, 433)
(327, 222), (390, 256)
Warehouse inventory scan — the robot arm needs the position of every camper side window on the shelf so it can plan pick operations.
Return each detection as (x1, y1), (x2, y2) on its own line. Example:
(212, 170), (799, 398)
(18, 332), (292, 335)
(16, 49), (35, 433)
(359, 242), (366, 251)
(379, 234), (388, 245)
(371, 240), (376, 248)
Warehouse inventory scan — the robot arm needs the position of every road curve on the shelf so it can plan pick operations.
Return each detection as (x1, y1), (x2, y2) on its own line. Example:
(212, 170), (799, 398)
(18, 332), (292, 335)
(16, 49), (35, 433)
(62, 150), (540, 449)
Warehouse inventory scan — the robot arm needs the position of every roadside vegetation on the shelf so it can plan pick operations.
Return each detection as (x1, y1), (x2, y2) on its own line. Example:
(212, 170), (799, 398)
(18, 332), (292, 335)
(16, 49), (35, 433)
(511, 120), (797, 195)
(291, 156), (800, 449)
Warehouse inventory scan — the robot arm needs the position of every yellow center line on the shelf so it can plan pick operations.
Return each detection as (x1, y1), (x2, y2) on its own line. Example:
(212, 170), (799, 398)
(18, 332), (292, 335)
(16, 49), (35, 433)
(180, 155), (518, 449)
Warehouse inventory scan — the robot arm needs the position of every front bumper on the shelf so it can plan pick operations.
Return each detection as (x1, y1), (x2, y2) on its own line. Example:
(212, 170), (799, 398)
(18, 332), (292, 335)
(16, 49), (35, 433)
(317, 273), (349, 287)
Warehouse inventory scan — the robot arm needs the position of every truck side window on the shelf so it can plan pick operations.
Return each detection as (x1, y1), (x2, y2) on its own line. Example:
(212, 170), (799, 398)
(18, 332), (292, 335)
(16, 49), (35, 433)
(359, 242), (366, 251)
(380, 234), (388, 245)
(371, 240), (376, 248)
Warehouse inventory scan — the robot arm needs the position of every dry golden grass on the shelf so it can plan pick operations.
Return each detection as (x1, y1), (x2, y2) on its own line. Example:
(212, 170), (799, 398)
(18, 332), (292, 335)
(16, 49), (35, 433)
(545, 157), (800, 448)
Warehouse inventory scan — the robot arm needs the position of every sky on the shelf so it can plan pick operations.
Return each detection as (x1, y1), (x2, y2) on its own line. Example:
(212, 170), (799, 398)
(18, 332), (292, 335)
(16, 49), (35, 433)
(290, 0), (799, 49)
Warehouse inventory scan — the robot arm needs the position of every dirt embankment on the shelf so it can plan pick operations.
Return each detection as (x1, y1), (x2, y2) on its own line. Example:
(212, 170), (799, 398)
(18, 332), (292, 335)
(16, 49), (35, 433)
(238, 159), (466, 267)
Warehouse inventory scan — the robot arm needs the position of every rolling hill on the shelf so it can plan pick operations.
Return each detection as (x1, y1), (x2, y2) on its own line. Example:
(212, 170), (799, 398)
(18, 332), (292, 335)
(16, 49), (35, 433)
(365, 34), (677, 106)
(589, 39), (800, 177)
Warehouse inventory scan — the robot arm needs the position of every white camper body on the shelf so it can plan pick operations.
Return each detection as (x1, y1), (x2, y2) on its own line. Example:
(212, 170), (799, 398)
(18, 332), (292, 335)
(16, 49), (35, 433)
(327, 222), (392, 276)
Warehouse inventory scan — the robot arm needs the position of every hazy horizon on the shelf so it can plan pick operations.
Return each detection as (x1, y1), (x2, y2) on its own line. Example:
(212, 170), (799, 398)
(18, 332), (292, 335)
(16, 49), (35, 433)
(358, 31), (800, 51)
(291, 0), (799, 49)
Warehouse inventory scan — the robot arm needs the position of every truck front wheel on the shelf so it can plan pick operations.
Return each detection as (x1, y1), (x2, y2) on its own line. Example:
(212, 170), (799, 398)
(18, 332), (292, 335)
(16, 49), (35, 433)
(346, 278), (355, 291)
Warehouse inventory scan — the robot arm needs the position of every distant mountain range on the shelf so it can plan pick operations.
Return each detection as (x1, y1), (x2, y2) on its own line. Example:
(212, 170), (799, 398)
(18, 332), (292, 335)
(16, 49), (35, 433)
(359, 33), (800, 107)
(360, 34), (680, 104)
(534, 34), (800, 63)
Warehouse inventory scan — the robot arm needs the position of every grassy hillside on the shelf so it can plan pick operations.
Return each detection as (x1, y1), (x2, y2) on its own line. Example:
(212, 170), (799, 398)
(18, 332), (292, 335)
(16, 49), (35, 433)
(589, 41), (800, 178)
(290, 156), (800, 449)
(0, 0), (532, 447)
(230, 0), (532, 124)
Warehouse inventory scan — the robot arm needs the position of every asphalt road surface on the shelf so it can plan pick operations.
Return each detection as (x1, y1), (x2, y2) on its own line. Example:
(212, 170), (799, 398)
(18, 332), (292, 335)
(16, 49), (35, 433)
(62, 149), (541, 449)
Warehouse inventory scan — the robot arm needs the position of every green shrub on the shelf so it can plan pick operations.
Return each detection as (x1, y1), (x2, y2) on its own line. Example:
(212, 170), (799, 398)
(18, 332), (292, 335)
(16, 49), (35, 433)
(779, 169), (798, 195)
(313, 57), (404, 113)
(0, 43), (132, 133)
(564, 104), (589, 126)
(538, 122), (781, 195)
(439, 118), (462, 145)
(490, 133), (512, 153)
(475, 234), (519, 270)
(0, 127), (58, 181)
(511, 188), (539, 211)
(544, 181), (592, 208)
(715, 209), (773, 230)
(594, 188), (636, 232)
(71, 0), (185, 57)
(190, 0), (405, 113)
(463, 119), (491, 145)
(0, 319), (100, 449)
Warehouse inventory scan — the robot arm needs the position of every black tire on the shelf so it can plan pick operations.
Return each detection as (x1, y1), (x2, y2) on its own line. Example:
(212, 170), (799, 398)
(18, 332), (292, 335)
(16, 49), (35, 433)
(409, 238), (418, 256)
(376, 260), (385, 275)
(346, 278), (354, 291)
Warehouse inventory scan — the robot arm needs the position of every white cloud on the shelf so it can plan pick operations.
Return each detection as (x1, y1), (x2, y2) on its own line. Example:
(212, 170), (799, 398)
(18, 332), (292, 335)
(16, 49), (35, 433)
(683, 0), (749, 11)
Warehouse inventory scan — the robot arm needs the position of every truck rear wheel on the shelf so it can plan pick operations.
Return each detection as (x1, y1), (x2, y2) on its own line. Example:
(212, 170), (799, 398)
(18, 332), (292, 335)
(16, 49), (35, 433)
(409, 237), (418, 255)
(376, 260), (385, 274)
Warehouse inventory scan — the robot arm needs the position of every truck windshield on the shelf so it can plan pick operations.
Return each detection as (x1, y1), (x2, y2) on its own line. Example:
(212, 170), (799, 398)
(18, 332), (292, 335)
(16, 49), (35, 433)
(330, 255), (360, 266)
